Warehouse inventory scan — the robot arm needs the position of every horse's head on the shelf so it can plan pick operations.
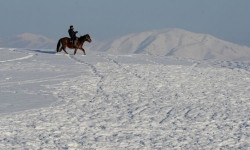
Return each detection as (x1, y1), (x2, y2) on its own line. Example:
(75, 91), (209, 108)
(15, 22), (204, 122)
(84, 34), (92, 43)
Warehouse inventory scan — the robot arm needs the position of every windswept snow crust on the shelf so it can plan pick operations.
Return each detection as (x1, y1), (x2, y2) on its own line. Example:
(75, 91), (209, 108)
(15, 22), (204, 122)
(0, 48), (249, 149)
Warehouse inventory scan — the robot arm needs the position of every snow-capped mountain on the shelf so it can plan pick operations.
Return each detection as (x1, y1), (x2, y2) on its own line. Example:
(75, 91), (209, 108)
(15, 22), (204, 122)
(95, 28), (250, 60)
(0, 33), (56, 49)
(1, 29), (250, 61)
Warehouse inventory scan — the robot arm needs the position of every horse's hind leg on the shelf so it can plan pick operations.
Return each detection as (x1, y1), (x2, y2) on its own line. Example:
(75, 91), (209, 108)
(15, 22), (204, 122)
(62, 47), (68, 54)
(59, 47), (63, 52)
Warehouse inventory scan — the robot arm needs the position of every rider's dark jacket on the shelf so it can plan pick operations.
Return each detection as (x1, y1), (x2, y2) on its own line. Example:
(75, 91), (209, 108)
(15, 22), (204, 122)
(68, 29), (77, 40)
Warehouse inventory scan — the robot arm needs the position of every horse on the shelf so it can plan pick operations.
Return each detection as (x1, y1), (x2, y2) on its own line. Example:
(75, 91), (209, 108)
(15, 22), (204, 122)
(57, 34), (92, 55)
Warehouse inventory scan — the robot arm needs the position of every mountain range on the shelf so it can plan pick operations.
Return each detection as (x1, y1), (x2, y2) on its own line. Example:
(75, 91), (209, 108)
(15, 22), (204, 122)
(91, 28), (250, 60)
(1, 29), (250, 60)
(0, 33), (56, 49)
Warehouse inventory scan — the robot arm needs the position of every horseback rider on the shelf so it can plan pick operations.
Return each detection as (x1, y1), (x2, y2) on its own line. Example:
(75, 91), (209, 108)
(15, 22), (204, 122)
(68, 25), (78, 48)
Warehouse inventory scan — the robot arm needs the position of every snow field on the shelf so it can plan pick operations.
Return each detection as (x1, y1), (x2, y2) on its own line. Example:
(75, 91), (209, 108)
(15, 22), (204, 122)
(0, 53), (249, 149)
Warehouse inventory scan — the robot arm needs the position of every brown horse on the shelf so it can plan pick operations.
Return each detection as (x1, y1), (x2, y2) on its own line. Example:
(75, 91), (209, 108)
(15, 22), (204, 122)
(57, 34), (92, 55)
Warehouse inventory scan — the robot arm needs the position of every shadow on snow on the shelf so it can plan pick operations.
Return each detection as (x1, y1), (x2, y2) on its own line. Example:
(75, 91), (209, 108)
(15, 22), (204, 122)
(27, 49), (57, 54)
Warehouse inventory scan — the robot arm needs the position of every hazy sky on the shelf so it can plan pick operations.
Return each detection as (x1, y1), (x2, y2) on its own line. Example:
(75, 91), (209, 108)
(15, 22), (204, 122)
(1, 0), (250, 46)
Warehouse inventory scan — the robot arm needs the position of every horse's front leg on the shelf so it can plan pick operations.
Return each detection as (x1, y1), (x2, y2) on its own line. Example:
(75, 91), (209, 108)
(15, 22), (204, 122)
(80, 48), (86, 55)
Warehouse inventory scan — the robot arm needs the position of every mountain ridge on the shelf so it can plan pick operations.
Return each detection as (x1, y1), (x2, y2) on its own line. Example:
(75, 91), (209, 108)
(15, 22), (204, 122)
(92, 28), (250, 60)
(1, 29), (250, 60)
(0, 33), (56, 49)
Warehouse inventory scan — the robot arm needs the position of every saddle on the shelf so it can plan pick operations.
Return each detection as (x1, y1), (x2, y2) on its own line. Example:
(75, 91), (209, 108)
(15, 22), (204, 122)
(70, 38), (78, 43)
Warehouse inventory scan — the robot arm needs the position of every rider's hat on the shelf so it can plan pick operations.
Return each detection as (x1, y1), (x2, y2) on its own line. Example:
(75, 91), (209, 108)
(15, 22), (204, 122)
(70, 25), (73, 28)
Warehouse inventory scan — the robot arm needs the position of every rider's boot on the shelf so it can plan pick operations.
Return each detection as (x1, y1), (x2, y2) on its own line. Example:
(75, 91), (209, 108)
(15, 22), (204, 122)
(73, 40), (77, 48)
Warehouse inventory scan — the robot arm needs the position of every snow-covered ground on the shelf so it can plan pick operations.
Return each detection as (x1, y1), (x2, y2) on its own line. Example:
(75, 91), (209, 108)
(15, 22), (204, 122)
(0, 48), (249, 149)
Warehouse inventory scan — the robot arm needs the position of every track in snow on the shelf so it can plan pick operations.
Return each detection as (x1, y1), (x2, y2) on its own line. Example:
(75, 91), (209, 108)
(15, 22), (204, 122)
(0, 54), (34, 63)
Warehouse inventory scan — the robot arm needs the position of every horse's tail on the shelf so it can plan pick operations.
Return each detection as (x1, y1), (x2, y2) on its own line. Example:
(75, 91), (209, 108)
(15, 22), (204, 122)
(56, 39), (61, 52)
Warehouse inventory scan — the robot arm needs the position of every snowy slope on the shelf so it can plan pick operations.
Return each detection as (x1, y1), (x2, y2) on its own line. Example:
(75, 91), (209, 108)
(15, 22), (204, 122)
(95, 28), (250, 60)
(0, 47), (249, 149)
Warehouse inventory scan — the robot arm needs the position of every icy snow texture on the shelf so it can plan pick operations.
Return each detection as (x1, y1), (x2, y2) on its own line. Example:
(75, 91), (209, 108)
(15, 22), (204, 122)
(0, 48), (249, 149)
